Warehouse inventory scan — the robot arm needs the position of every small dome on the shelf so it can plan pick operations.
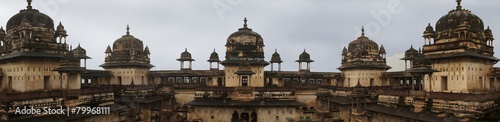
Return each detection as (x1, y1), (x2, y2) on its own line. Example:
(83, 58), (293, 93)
(112, 25), (144, 52)
(412, 56), (432, 69)
(6, 2), (54, 31)
(55, 22), (67, 36)
(60, 51), (79, 67)
(485, 26), (494, 40)
(105, 45), (112, 53)
(423, 23), (435, 38)
(435, 1), (484, 36)
(404, 45), (419, 59)
(144, 46), (150, 54)
(177, 48), (194, 61)
(296, 49), (314, 62)
(207, 49), (220, 62)
(379, 45), (386, 54)
(72, 44), (88, 59)
(342, 47), (347, 55)
(270, 49), (283, 63)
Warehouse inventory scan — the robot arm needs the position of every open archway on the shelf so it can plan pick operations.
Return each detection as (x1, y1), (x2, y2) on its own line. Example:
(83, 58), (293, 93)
(251, 111), (257, 122)
(231, 111), (239, 122)
(240, 112), (249, 122)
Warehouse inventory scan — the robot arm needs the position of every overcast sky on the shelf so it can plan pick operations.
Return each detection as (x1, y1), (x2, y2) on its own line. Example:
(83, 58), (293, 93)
(0, 0), (499, 72)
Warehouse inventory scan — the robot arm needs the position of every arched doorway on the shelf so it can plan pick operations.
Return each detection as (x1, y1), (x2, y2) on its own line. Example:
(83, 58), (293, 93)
(240, 112), (249, 122)
(251, 111), (257, 122)
(231, 111), (239, 122)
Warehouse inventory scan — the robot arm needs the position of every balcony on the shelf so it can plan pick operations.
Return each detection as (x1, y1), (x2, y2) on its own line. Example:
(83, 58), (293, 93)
(0, 87), (114, 101)
(173, 84), (205, 89)
(378, 89), (500, 102)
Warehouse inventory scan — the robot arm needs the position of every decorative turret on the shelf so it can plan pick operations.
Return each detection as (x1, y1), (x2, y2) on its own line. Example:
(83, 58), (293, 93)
(270, 49), (283, 71)
(144, 46), (150, 60)
(342, 47), (347, 56)
(423, 23), (435, 45)
(177, 48), (195, 70)
(207, 49), (221, 70)
(485, 26), (494, 44)
(403, 45), (419, 60)
(379, 45), (386, 58)
(105, 45), (112, 57)
(144, 46), (150, 54)
(296, 49), (314, 72)
(400, 45), (420, 70)
(72, 44), (91, 68)
(55, 22), (68, 44)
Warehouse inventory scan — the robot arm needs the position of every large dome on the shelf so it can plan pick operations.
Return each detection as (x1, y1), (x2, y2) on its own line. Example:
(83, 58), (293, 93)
(6, 3), (54, 31)
(435, 3), (484, 33)
(226, 18), (263, 45)
(347, 29), (379, 53)
(112, 26), (144, 52)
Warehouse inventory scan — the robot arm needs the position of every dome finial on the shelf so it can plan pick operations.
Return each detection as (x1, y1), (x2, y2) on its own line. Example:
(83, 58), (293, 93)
(213, 48), (216, 52)
(243, 17), (248, 28)
(361, 26), (365, 36)
(27, 0), (32, 9)
(126, 25), (130, 35)
(275, 48), (277, 53)
(456, 0), (462, 10)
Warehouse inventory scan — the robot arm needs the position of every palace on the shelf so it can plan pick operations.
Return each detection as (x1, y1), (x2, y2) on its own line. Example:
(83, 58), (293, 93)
(0, 0), (499, 122)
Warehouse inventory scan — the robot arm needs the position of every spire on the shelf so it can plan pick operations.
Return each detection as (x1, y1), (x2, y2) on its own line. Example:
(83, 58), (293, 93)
(27, 0), (32, 9)
(126, 25), (130, 35)
(275, 48), (277, 53)
(184, 47), (187, 52)
(213, 48), (216, 52)
(361, 26), (365, 36)
(456, 0), (462, 10)
(243, 17), (248, 28)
